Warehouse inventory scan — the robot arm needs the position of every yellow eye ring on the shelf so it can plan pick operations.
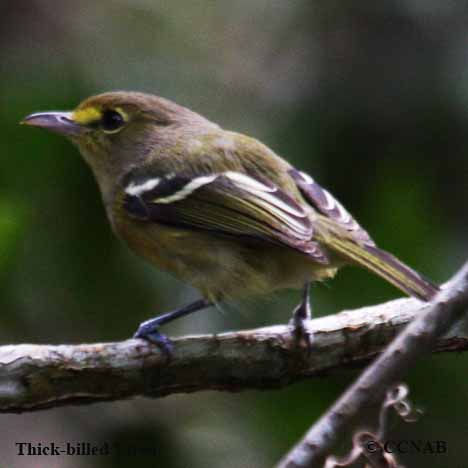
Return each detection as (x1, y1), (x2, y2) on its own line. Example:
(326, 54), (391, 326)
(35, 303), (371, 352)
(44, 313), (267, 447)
(101, 108), (127, 134)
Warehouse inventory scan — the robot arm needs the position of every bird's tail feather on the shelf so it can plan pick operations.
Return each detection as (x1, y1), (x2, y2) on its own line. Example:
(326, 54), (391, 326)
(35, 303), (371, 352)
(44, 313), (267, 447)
(326, 238), (439, 301)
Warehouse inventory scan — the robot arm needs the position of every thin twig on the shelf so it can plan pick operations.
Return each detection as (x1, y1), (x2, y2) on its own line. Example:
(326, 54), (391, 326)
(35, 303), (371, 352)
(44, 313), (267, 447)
(324, 384), (421, 468)
(277, 261), (468, 468)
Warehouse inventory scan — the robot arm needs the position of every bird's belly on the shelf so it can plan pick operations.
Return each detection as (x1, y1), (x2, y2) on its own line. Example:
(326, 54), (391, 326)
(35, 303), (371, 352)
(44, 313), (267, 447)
(114, 217), (338, 301)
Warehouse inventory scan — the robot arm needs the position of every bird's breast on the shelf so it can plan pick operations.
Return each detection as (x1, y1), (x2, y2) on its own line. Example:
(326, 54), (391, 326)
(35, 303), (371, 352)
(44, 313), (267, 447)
(111, 206), (339, 302)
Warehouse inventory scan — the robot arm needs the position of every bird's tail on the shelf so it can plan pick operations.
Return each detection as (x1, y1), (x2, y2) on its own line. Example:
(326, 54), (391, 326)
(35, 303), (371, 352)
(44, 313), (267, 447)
(326, 237), (439, 301)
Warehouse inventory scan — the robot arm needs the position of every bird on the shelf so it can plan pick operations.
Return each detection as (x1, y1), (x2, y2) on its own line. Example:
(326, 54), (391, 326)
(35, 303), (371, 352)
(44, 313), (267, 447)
(22, 91), (439, 351)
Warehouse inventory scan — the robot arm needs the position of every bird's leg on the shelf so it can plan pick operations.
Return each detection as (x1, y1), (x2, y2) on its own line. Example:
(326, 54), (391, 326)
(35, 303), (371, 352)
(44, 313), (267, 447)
(289, 282), (312, 347)
(134, 298), (212, 355)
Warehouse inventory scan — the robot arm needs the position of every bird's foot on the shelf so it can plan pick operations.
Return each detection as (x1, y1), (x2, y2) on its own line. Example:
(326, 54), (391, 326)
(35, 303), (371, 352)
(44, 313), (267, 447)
(289, 298), (313, 351)
(134, 319), (174, 357)
(133, 299), (211, 357)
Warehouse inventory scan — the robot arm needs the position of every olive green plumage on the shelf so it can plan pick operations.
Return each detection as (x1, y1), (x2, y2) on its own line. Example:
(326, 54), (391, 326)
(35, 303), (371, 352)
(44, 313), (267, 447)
(22, 91), (439, 307)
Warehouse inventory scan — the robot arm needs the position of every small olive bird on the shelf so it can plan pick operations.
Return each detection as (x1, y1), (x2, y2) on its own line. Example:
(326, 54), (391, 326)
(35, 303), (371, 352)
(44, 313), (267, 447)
(22, 91), (438, 349)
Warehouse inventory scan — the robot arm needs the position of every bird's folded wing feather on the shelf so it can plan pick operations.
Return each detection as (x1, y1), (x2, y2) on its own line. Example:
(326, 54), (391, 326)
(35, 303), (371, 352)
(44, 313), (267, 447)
(288, 168), (375, 246)
(122, 170), (329, 263)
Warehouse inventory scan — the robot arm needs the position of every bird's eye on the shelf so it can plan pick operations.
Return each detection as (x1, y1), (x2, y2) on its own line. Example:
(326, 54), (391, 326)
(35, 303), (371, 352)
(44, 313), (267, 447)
(101, 110), (125, 133)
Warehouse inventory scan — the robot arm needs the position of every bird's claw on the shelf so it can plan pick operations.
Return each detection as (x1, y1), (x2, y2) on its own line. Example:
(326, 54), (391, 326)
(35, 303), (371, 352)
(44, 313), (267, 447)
(134, 324), (174, 357)
(289, 301), (313, 351)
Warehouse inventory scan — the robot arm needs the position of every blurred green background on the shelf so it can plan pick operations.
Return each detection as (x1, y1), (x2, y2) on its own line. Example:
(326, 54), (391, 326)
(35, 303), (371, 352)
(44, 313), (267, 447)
(1, 1), (467, 467)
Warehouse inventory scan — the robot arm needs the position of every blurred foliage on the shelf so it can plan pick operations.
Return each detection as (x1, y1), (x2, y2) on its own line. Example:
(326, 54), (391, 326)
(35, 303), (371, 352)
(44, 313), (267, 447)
(1, 1), (467, 467)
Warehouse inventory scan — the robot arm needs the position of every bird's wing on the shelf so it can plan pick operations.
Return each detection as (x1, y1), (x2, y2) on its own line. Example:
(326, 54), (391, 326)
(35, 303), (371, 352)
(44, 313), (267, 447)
(122, 170), (329, 263)
(288, 168), (375, 246)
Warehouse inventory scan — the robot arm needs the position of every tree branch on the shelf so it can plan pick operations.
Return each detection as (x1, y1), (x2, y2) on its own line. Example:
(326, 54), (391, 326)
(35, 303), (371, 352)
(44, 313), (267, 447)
(277, 261), (468, 468)
(1, 274), (467, 414)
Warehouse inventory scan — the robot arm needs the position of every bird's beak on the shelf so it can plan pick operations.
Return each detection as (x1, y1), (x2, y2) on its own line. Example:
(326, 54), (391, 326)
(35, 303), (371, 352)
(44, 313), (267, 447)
(20, 111), (84, 137)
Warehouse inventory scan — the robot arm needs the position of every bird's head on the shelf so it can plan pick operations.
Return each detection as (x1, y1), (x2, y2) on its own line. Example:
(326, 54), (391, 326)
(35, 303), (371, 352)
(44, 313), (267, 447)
(22, 91), (215, 198)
